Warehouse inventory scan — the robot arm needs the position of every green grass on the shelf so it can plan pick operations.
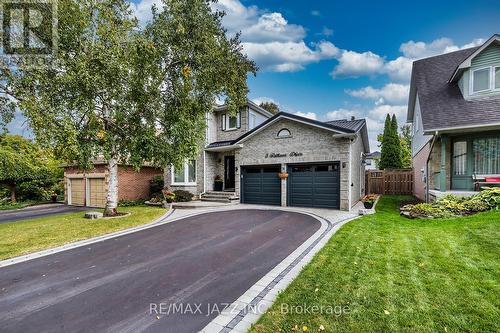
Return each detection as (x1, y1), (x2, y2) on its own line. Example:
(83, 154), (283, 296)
(0, 206), (166, 260)
(250, 196), (500, 333)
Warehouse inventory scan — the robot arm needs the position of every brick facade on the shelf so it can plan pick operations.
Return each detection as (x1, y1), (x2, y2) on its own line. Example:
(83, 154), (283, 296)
(64, 165), (162, 206)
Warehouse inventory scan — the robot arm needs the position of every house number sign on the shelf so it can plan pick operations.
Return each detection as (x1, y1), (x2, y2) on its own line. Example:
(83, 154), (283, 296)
(265, 152), (303, 158)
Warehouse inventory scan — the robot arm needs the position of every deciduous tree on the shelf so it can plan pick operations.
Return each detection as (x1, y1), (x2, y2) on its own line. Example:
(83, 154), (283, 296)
(1, 0), (256, 215)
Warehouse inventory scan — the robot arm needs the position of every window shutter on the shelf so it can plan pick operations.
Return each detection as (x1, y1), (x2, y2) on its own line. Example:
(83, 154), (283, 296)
(237, 112), (241, 128)
(222, 114), (226, 131)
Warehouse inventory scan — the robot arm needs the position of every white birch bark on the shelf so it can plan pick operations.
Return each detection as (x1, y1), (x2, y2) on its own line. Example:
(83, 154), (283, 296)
(104, 156), (119, 216)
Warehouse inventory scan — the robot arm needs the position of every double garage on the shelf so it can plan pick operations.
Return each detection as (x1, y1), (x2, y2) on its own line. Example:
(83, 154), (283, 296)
(241, 162), (341, 209)
(67, 176), (106, 208)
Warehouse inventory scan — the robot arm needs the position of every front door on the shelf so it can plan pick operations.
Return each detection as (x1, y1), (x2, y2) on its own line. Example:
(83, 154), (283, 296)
(224, 156), (235, 190)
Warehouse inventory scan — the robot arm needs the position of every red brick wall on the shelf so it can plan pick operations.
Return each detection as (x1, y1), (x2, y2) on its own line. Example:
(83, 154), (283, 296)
(413, 143), (430, 201)
(118, 166), (163, 200)
(64, 164), (163, 205)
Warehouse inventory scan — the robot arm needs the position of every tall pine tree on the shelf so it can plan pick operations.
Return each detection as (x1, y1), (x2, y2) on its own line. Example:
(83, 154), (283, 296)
(378, 114), (403, 169)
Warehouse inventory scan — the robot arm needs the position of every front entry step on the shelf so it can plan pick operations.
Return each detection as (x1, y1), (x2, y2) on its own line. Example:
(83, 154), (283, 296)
(201, 191), (239, 203)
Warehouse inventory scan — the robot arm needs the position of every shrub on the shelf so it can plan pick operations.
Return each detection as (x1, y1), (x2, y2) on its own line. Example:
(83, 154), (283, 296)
(401, 188), (499, 219)
(401, 203), (456, 219)
(149, 175), (164, 197)
(173, 190), (193, 202)
(470, 187), (500, 210)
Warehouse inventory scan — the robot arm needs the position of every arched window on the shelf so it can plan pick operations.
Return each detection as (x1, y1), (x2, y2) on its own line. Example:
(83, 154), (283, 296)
(277, 128), (291, 138)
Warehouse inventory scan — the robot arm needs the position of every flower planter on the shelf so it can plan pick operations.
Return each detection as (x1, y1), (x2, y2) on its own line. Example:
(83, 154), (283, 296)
(278, 172), (289, 179)
(363, 202), (374, 209)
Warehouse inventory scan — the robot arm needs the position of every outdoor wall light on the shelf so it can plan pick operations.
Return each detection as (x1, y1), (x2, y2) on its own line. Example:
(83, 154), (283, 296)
(342, 162), (346, 168)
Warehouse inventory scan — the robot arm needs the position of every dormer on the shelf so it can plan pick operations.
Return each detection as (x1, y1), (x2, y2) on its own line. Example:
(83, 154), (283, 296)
(450, 34), (500, 100)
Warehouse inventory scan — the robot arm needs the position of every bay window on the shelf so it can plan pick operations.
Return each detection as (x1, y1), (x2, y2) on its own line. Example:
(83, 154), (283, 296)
(473, 138), (500, 174)
(172, 160), (197, 185)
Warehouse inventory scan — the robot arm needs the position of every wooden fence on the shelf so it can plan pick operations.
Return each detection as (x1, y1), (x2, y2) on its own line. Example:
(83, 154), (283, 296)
(365, 169), (413, 195)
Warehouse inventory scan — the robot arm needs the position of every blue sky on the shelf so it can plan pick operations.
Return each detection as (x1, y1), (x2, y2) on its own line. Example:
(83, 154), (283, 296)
(9, 0), (500, 150)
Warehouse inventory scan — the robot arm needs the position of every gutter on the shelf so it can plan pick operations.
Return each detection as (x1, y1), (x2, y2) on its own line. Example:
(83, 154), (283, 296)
(425, 131), (439, 202)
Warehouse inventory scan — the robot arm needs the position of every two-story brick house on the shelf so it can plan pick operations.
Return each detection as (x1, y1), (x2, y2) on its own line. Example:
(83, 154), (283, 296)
(165, 100), (370, 210)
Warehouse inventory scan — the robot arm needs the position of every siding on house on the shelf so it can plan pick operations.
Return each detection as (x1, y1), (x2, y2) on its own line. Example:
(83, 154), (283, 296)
(461, 44), (500, 99)
(350, 132), (365, 206)
(412, 142), (431, 200)
(411, 94), (432, 157)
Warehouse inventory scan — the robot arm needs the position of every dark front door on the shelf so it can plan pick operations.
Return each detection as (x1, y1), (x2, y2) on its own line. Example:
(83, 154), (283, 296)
(224, 156), (235, 190)
(288, 162), (340, 209)
(241, 165), (281, 206)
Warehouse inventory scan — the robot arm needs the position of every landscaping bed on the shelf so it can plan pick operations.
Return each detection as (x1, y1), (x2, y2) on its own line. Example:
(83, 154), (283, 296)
(249, 196), (500, 333)
(0, 206), (166, 260)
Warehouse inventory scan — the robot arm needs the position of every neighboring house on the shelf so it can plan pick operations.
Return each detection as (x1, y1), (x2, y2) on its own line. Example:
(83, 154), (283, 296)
(64, 159), (162, 208)
(365, 151), (381, 170)
(407, 34), (500, 201)
(164, 100), (370, 211)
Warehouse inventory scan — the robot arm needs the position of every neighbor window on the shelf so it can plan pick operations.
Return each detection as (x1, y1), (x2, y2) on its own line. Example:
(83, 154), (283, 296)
(172, 160), (196, 184)
(453, 141), (467, 175)
(249, 113), (257, 129)
(495, 67), (500, 89)
(473, 137), (500, 174)
(472, 67), (491, 93)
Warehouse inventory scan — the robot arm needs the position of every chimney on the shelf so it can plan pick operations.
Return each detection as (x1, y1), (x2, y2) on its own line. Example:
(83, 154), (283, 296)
(351, 116), (355, 120)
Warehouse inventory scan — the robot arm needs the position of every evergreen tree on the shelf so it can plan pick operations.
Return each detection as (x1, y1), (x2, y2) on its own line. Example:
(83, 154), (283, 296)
(391, 114), (403, 168)
(378, 114), (403, 169)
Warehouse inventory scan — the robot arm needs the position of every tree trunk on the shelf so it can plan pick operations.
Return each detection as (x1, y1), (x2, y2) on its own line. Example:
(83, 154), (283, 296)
(104, 157), (119, 216)
(8, 184), (16, 203)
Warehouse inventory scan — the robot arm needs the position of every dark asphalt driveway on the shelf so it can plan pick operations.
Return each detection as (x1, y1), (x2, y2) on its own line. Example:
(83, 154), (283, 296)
(0, 203), (90, 224)
(0, 209), (320, 333)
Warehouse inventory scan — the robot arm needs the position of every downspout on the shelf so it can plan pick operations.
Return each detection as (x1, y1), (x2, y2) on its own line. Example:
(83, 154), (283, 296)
(425, 131), (439, 202)
(348, 138), (352, 211)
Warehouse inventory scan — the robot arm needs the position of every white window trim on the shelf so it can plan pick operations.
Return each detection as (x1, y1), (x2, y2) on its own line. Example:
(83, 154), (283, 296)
(494, 66), (500, 90)
(171, 160), (197, 186)
(224, 112), (240, 131)
(470, 66), (492, 94)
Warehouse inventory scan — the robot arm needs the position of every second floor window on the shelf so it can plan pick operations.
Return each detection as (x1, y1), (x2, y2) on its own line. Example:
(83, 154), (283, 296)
(472, 68), (490, 93)
(222, 112), (240, 131)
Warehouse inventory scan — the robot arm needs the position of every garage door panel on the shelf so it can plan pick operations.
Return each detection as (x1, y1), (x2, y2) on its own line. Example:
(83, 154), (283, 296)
(242, 166), (281, 206)
(88, 178), (106, 208)
(288, 163), (340, 209)
(69, 178), (85, 206)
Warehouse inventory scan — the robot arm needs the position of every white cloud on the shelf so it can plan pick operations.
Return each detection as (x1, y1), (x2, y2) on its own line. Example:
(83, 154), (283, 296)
(310, 10), (321, 16)
(320, 27), (334, 37)
(331, 50), (385, 78)
(243, 41), (339, 72)
(294, 111), (317, 120)
(331, 37), (485, 82)
(130, 0), (162, 24)
(241, 12), (306, 43)
(252, 96), (278, 105)
(346, 83), (410, 105)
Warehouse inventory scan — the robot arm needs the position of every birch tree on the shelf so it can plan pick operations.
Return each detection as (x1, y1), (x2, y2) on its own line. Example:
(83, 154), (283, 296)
(1, 0), (256, 216)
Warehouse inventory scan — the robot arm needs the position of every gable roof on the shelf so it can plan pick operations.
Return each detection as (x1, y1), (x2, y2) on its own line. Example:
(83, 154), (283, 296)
(407, 43), (500, 132)
(214, 99), (274, 118)
(449, 34), (500, 82)
(206, 112), (370, 153)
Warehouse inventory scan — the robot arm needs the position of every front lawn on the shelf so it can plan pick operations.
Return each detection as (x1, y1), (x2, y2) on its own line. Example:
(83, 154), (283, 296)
(0, 206), (166, 261)
(250, 196), (500, 333)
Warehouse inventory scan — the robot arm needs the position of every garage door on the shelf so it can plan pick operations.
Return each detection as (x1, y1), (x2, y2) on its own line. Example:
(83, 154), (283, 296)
(69, 178), (85, 206)
(288, 162), (340, 209)
(88, 178), (106, 208)
(241, 165), (281, 206)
